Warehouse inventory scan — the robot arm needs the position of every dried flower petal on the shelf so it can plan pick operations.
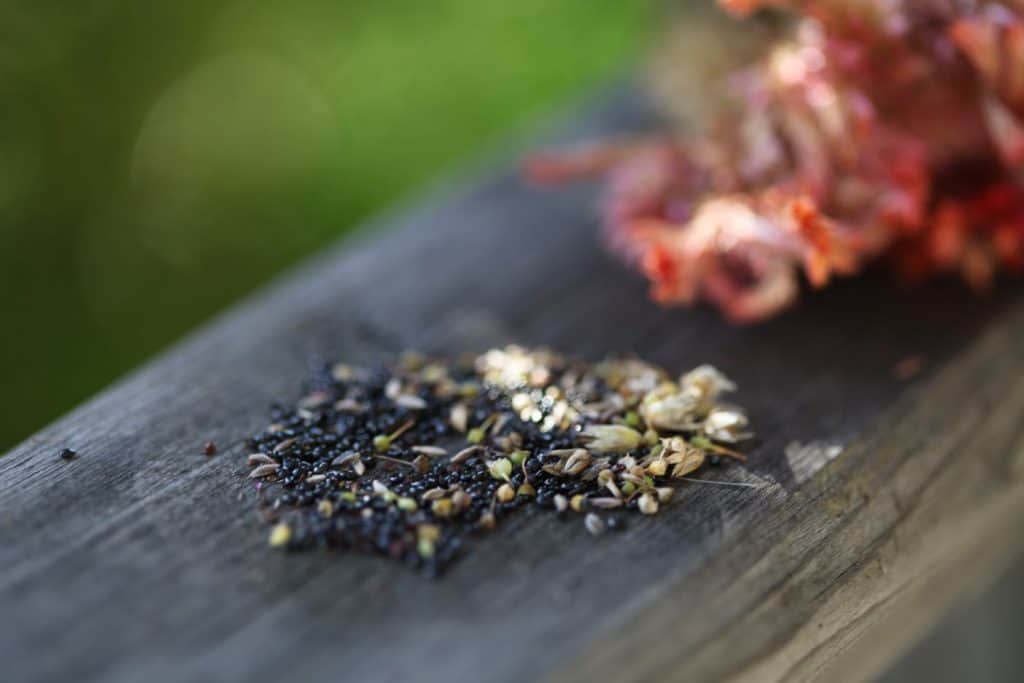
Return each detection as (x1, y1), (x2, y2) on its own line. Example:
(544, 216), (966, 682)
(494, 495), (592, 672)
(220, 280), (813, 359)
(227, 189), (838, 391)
(528, 3), (1024, 320)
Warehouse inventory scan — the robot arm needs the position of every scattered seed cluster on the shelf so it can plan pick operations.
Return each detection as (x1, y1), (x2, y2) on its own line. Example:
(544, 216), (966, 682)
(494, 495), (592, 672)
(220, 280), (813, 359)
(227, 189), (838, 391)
(243, 346), (752, 575)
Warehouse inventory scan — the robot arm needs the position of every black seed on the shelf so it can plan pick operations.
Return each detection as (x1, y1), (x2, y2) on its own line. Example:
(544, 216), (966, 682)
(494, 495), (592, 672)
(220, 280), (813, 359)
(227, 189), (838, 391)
(241, 348), (748, 575)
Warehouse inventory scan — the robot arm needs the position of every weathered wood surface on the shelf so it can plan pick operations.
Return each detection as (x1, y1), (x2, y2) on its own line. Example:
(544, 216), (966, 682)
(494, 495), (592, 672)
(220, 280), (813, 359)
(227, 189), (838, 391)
(3, 87), (1024, 683)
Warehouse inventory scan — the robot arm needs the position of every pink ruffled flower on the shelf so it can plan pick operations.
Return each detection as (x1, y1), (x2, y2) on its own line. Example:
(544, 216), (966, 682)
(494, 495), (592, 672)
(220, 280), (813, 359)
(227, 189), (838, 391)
(527, 0), (1024, 322)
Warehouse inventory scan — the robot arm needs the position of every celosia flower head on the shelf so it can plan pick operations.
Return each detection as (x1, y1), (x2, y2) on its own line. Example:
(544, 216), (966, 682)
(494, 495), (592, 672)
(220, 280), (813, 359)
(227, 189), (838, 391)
(528, 0), (1024, 322)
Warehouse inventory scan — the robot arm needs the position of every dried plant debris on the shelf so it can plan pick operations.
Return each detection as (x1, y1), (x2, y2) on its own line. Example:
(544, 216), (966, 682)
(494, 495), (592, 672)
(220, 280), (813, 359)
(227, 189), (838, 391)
(242, 346), (753, 576)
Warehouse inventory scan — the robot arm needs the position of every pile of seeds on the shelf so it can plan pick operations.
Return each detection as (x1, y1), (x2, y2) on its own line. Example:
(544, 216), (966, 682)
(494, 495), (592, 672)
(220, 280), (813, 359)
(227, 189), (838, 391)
(244, 346), (752, 575)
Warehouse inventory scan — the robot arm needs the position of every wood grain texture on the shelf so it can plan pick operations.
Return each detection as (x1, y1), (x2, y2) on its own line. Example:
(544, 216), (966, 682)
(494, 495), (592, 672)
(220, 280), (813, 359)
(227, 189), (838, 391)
(2, 86), (1024, 683)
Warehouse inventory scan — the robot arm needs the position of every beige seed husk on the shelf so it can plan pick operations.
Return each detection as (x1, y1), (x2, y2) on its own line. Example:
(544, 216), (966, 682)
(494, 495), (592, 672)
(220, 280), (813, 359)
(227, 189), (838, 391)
(422, 488), (448, 501)
(645, 458), (668, 477)
(431, 498), (453, 518)
(638, 492), (659, 515)
(395, 394), (428, 410)
(247, 453), (276, 467)
(496, 483), (515, 503)
(385, 378), (402, 399)
(450, 404), (469, 433)
(333, 398), (367, 413)
(272, 438), (297, 454)
(517, 482), (536, 497)
(412, 445), (448, 457)
(620, 472), (646, 486)
(563, 449), (592, 475)
(247, 350), (750, 570)
(672, 450), (705, 478)
(450, 445), (481, 464)
(331, 451), (358, 467)
(452, 490), (473, 510)
(541, 464), (564, 477)
(268, 523), (292, 548)
(412, 454), (431, 474)
(249, 464), (279, 479)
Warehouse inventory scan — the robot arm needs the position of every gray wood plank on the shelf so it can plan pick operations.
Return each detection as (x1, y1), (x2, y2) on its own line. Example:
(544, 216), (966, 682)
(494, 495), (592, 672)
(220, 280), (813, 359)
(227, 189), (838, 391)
(2, 85), (1024, 683)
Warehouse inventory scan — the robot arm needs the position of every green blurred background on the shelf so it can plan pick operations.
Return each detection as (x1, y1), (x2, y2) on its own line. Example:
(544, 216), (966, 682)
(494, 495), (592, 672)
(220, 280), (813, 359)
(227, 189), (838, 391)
(0, 0), (655, 451)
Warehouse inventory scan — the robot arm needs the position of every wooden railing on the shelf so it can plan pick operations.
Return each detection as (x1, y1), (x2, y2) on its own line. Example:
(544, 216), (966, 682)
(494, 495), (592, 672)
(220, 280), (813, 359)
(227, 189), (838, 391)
(3, 87), (1024, 682)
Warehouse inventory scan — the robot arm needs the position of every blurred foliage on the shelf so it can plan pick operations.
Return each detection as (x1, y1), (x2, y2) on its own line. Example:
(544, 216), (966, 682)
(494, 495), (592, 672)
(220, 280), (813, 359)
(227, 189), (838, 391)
(0, 1), (653, 450)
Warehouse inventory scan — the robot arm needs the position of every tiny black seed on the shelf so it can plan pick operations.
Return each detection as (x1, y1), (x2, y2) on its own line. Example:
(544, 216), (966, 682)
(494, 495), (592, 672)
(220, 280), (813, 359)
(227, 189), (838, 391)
(241, 348), (749, 575)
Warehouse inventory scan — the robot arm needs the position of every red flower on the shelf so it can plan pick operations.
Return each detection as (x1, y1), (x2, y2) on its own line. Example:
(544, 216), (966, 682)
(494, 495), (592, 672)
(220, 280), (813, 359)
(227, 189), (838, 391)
(528, 0), (1024, 321)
